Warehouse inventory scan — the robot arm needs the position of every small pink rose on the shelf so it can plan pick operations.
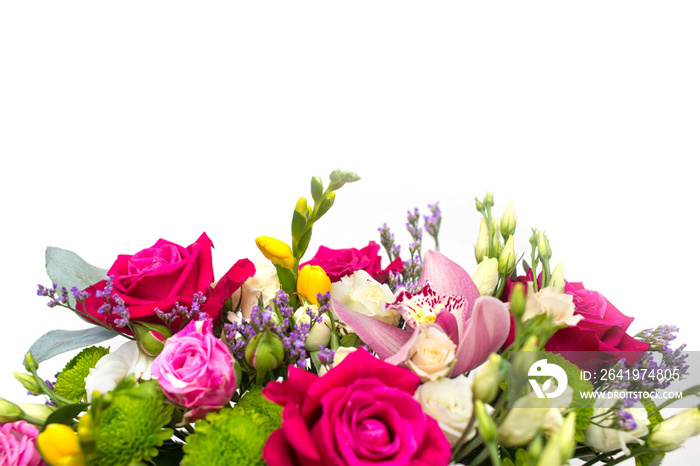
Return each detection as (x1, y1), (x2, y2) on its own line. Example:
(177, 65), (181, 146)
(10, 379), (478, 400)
(262, 348), (452, 466)
(0, 421), (44, 466)
(151, 319), (237, 422)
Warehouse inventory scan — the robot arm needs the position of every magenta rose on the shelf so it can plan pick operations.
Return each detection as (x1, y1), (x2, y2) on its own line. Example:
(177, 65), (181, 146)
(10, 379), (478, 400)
(0, 421), (44, 466)
(503, 277), (650, 370)
(151, 318), (237, 422)
(262, 348), (452, 466)
(300, 241), (403, 283)
(544, 281), (650, 368)
(80, 233), (223, 334)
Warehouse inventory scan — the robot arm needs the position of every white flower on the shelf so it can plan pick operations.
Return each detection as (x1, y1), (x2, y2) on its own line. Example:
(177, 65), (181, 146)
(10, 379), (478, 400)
(331, 270), (398, 327)
(414, 376), (476, 446)
(231, 261), (280, 321)
(84, 341), (154, 401)
(523, 284), (581, 327)
(405, 325), (456, 382)
(498, 384), (573, 447)
(318, 346), (357, 376)
(472, 258), (499, 296)
(648, 408), (700, 452)
(293, 305), (332, 351)
(584, 395), (650, 455)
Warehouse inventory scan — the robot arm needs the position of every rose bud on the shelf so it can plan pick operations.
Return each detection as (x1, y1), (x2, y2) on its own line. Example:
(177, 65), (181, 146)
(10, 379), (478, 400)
(245, 330), (285, 375)
(130, 321), (171, 357)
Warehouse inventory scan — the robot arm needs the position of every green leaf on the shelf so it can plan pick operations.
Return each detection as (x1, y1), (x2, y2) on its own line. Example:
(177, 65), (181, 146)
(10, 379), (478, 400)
(54, 346), (110, 402)
(45, 247), (108, 306)
(41, 402), (89, 431)
(27, 327), (120, 364)
(636, 451), (665, 466)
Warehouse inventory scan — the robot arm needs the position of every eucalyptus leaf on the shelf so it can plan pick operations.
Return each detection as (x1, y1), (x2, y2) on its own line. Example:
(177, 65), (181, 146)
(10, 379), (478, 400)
(45, 246), (108, 307)
(27, 327), (121, 364)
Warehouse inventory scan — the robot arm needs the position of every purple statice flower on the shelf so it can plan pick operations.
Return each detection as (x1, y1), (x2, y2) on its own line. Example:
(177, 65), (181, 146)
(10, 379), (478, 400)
(317, 347), (335, 367)
(110, 294), (130, 328)
(423, 202), (442, 250)
(602, 325), (689, 393)
(378, 223), (401, 262)
(406, 208), (422, 242)
(617, 409), (638, 431)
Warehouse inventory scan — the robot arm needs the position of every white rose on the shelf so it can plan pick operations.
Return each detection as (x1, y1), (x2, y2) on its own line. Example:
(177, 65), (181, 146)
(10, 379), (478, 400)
(84, 341), (154, 401)
(584, 395), (650, 455)
(293, 305), (332, 351)
(233, 261), (280, 320)
(405, 325), (456, 382)
(331, 270), (398, 327)
(523, 284), (582, 327)
(414, 375), (476, 446)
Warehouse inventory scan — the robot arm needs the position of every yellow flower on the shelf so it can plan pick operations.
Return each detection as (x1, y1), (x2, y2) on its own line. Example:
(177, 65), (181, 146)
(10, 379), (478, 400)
(37, 423), (85, 466)
(255, 236), (295, 269)
(297, 265), (331, 305)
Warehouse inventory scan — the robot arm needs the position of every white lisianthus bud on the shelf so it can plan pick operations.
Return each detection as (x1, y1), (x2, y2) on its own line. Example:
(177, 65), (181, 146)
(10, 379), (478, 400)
(331, 270), (398, 328)
(318, 346), (357, 376)
(472, 258), (499, 296)
(523, 283), (582, 327)
(233, 261), (280, 320)
(498, 385), (573, 447)
(499, 236), (516, 276)
(583, 395), (649, 455)
(293, 305), (332, 351)
(647, 408), (700, 452)
(84, 341), (154, 401)
(474, 217), (489, 263)
(405, 325), (457, 382)
(550, 263), (565, 293)
(473, 353), (502, 404)
(414, 376), (475, 446)
(500, 199), (516, 239)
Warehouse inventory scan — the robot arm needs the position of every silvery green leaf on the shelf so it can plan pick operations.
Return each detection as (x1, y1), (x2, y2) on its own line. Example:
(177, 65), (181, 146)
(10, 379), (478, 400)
(45, 247), (108, 306)
(27, 327), (121, 364)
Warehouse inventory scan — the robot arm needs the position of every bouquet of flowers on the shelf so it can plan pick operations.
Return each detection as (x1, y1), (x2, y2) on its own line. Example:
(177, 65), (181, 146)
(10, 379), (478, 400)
(1, 169), (698, 466)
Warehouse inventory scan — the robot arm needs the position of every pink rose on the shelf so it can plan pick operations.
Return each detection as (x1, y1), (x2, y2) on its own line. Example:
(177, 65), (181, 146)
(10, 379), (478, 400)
(300, 241), (403, 283)
(262, 348), (452, 466)
(0, 421), (44, 466)
(545, 281), (650, 369)
(80, 233), (254, 335)
(151, 318), (237, 422)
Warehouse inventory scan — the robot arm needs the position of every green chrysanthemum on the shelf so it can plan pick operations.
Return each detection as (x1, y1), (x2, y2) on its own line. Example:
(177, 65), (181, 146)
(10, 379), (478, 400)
(182, 388), (282, 466)
(92, 388), (174, 466)
(54, 345), (110, 402)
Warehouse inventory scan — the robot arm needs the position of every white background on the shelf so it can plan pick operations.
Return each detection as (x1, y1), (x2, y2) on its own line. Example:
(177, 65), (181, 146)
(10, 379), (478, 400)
(1, 2), (698, 464)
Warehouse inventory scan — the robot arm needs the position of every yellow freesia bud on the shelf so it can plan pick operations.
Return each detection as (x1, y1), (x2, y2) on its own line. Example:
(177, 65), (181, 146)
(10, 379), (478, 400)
(37, 423), (85, 466)
(297, 265), (331, 305)
(295, 196), (308, 215)
(472, 258), (499, 296)
(255, 236), (295, 269)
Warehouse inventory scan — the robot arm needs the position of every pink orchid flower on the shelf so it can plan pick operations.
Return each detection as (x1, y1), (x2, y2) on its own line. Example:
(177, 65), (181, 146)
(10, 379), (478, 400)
(333, 250), (510, 376)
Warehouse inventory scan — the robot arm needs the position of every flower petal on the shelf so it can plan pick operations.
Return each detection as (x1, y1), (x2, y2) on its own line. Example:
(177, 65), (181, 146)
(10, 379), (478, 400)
(332, 299), (412, 359)
(420, 250), (481, 319)
(451, 296), (510, 376)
